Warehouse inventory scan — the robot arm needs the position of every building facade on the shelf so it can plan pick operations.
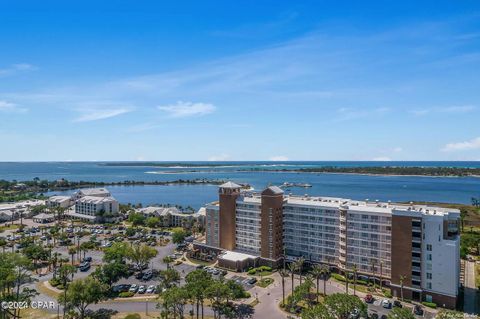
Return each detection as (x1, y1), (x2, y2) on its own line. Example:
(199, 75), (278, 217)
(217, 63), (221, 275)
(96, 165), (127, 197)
(204, 182), (460, 308)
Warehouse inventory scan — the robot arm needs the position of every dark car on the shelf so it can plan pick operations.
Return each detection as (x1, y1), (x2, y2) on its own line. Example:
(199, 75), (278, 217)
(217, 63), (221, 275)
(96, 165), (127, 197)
(247, 278), (257, 285)
(79, 262), (91, 272)
(413, 305), (424, 316)
(142, 272), (153, 281)
(135, 272), (144, 280)
(83, 256), (93, 262)
(112, 284), (131, 293)
(393, 300), (402, 308)
(364, 294), (374, 303)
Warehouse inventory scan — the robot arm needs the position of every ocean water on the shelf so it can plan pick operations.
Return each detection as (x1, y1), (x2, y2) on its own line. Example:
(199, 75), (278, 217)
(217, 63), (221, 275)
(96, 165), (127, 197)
(1, 161), (479, 208)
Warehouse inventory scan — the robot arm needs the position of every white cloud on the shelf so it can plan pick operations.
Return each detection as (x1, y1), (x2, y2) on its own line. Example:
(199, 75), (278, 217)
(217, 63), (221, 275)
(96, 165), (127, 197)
(335, 107), (390, 121)
(392, 147), (403, 153)
(441, 137), (480, 152)
(410, 105), (476, 116)
(74, 108), (132, 122)
(208, 154), (230, 161)
(269, 155), (289, 161)
(0, 100), (28, 113)
(372, 156), (392, 161)
(0, 63), (37, 76)
(158, 101), (216, 118)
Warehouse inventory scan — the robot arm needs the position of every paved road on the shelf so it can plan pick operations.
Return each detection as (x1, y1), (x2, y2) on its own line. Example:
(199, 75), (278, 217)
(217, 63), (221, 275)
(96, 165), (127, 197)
(464, 260), (477, 314)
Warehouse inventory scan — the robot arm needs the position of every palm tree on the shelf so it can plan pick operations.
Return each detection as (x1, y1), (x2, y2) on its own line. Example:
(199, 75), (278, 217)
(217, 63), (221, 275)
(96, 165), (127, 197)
(279, 268), (289, 306)
(310, 264), (323, 302)
(296, 257), (305, 285)
(68, 246), (77, 265)
(352, 264), (358, 296)
(288, 262), (297, 298)
(321, 264), (330, 297)
(399, 275), (406, 301)
(370, 260), (377, 290)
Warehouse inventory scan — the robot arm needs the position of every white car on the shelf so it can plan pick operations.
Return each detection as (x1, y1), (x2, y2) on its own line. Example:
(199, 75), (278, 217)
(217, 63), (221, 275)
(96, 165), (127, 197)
(146, 285), (156, 294)
(129, 284), (138, 293)
(382, 299), (392, 309)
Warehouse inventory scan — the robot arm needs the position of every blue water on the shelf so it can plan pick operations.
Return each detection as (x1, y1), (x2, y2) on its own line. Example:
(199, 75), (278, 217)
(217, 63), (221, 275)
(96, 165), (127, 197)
(1, 162), (479, 208)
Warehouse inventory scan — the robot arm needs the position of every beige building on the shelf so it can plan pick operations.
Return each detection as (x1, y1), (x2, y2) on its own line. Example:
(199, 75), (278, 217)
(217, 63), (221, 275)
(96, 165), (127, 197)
(204, 183), (460, 308)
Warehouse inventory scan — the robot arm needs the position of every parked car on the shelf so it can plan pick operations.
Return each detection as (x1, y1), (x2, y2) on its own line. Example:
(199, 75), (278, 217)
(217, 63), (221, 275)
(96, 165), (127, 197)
(413, 305), (424, 316)
(247, 278), (257, 285)
(142, 272), (153, 281)
(393, 300), (402, 308)
(129, 284), (138, 293)
(83, 256), (92, 262)
(348, 308), (360, 319)
(112, 284), (131, 293)
(79, 262), (91, 272)
(381, 299), (392, 309)
(138, 285), (146, 294)
(146, 285), (156, 294)
(135, 272), (144, 280)
(364, 294), (374, 303)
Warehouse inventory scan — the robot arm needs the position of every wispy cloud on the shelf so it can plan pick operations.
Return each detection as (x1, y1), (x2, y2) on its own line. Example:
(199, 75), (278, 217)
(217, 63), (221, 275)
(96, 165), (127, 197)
(335, 107), (390, 121)
(158, 101), (216, 118)
(441, 137), (480, 152)
(74, 107), (132, 122)
(410, 105), (476, 116)
(0, 100), (28, 113)
(0, 63), (37, 77)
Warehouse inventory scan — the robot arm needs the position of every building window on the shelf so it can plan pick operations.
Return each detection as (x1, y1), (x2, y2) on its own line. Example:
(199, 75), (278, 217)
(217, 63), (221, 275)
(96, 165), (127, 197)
(426, 244), (432, 251)
(426, 273), (432, 280)
(427, 282), (432, 289)
(427, 254), (432, 261)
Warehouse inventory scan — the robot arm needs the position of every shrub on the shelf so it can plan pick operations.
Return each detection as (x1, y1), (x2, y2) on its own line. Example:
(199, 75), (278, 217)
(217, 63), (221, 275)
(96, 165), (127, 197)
(384, 290), (392, 298)
(124, 314), (141, 319)
(49, 278), (60, 287)
(118, 292), (135, 298)
(331, 273), (346, 282)
(247, 269), (256, 275)
(422, 301), (437, 308)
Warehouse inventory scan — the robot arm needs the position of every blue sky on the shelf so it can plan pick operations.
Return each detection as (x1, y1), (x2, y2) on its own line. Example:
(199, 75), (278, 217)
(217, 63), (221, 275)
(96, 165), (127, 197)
(1, 0), (480, 161)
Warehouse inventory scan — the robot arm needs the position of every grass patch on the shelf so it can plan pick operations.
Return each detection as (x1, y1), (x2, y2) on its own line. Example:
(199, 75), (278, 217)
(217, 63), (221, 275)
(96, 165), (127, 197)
(37, 281), (60, 298)
(185, 255), (215, 266)
(257, 277), (274, 288)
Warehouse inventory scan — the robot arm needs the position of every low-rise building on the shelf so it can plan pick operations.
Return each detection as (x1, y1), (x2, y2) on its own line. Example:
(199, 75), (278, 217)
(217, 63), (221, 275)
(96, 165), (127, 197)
(46, 195), (73, 209)
(135, 206), (205, 228)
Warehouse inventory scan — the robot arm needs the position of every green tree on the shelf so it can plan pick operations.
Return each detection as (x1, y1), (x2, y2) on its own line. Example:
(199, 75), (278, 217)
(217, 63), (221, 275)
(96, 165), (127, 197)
(324, 293), (366, 319)
(103, 242), (130, 263)
(127, 244), (157, 271)
(172, 228), (187, 244)
(57, 264), (77, 318)
(59, 277), (108, 319)
(159, 268), (181, 289)
(387, 307), (415, 319)
(145, 216), (161, 228)
(0, 252), (38, 319)
(310, 265), (323, 302)
(92, 262), (129, 288)
(128, 213), (145, 226)
(279, 268), (289, 306)
(185, 270), (213, 319)
(399, 275), (406, 301)
(22, 244), (48, 272)
(159, 286), (189, 319)
(302, 303), (333, 319)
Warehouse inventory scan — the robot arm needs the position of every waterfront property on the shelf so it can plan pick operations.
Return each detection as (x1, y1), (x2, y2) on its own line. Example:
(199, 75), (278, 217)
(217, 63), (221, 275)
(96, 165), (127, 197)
(0, 199), (46, 222)
(202, 182), (461, 309)
(135, 206), (206, 227)
(45, 195), (73, 209)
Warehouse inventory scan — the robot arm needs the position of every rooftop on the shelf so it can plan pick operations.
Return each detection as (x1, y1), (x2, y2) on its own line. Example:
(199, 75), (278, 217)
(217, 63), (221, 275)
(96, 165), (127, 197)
(219, 250), (258, 262)
(78, 188), (111, 196)
(220, 181), (241, 189)
(76, 195), (117, 204)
